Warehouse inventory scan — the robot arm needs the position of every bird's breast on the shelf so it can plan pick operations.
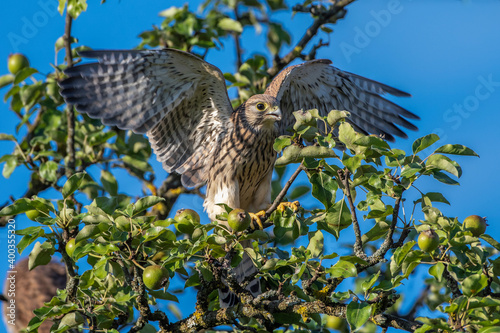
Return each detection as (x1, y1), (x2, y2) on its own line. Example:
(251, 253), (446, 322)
(234, 130), (276, 206)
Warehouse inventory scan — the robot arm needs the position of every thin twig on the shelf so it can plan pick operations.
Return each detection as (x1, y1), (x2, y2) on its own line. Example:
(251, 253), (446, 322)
(233, 6), (243, 70)
(370, 196), (402, 261)
(267, 163), (304, 214)
(64, 10), (75, 177)
(338, 168), (367, 260)
(261, 162), (304, 228)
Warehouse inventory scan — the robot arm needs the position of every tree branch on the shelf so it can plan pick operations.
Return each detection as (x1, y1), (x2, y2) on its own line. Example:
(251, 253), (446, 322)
(267, 1), (353, 77)
(372, 313), (423, 332)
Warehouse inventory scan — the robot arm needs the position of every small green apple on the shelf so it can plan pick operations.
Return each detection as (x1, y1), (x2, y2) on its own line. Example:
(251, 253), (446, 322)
(8, 54), (29, 75)
(227, 208), (251, 232)
(463, 215), (487, 237)
(143, 265), (168, 290)
(418, 229), (439, 253)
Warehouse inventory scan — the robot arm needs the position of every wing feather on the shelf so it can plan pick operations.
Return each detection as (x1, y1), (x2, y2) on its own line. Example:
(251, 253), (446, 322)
(60, 49), (233, 187)
(265, 60), (418, 141)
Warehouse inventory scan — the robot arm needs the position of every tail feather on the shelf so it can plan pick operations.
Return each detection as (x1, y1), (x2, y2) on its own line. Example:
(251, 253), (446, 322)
(219, 241), (261, 308)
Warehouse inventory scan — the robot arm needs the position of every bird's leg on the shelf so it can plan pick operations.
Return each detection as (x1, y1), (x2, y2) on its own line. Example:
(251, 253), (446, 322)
(249, 211), (266, 230)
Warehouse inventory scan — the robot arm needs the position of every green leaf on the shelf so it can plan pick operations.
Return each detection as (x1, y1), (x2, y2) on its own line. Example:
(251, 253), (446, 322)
(28, 241), (55, 270)
(39, 161), (59, 182)
(273, 135), (292, 152)
(185, 273), (200, 288)
(428, 262), (445, 282)
(478, 327), (500, 333)
(309, 171), (337, 209)
(354, 135), (390, 149)
(122, 155), (152, 172)
(426, 154), (460, 178)
(346, 301), (372, 332)
(75, 223), (107, 243)
(0, 133), (16, 141)
(147, 290), (179, 302)
(218, 17), (243, 33)
(14, 68), (38, 85)
(402, 251), (424, 278)
(62, 172), (87, 198)
(468, 296), (500, 310)
(261, 258), (281, 271)
(159, 6), (182, 17)
(0, 74), (15, 89)
(100, 170), (118, 196)
(276, 145), (337, 166)
(480, 234), (500, 251)
(462, 273), (488, 297)
(431, 170), (460, 185)
(339, 122), (362, 151)
(342, 154), (363, 173)
(17, 227), (45, 254)
(318, 199), (352, 238)
(434, 144), (479, 157)
(361, 221), (389, 243)
(400, 163), (422, 178)
(327, 260), (357, 278)
(67, 0), (88, 19)
(361, 271), (380, 292)
(133, 196), (165, 216)
(367, 204), (393, 219)
(0, 198), (35, 216)
(412, 134), (439, 154)
(415, 192), (450, 205)
(306, 230), (324, 257)
(2, 155), (17, 178)
(390, 241), (416, 276)
(327, 110), (350, 126)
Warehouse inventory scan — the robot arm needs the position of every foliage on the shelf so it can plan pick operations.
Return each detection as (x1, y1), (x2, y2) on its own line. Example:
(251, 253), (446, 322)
(1, 1), (499, 332)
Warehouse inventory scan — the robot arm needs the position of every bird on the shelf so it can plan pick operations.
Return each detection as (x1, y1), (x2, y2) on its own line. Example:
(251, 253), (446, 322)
(2, 258), (67, 333)
(59, 48), (418, 307)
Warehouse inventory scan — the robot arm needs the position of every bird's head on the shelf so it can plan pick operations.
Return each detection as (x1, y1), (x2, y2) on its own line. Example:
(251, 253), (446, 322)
(241, 94), (282, 130)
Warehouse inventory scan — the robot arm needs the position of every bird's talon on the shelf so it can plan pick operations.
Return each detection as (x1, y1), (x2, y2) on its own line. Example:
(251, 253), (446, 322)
(249, 212), (265, 230)
(277, 201), (300, 212)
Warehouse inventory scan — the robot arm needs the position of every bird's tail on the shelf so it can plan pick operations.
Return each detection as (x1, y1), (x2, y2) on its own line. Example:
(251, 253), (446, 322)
(219, 240), (261, 308)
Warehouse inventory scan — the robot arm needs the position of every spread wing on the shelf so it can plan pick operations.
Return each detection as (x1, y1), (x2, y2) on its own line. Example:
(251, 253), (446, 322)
(60, 49), (234, 187)
(265, 59), (419, 141)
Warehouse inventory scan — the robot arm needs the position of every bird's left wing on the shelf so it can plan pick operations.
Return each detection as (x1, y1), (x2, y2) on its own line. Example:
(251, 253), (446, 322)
(60, 49), (234, 187)
(265, 59), (419, 141)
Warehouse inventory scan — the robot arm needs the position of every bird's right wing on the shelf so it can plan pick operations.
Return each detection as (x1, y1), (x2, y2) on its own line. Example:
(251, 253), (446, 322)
(60, 49), (234, 187)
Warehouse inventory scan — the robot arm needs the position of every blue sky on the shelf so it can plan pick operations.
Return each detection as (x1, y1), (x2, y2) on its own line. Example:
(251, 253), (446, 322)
(1, 0), (500, 332)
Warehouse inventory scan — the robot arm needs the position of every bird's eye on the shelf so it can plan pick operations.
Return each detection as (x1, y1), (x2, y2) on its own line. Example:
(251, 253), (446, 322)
(256, 103), (266, 111)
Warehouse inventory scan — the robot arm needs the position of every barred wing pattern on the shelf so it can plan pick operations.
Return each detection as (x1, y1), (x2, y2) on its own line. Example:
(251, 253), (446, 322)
(265, 59), (419, 141)
(60, 49), (234, 187)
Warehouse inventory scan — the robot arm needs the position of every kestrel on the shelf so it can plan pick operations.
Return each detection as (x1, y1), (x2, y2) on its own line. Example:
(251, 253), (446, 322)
(60, 48), (418, 307)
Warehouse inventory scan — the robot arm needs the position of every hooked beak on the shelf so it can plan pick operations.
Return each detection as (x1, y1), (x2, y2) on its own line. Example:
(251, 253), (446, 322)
(265, 106), (282, 121)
